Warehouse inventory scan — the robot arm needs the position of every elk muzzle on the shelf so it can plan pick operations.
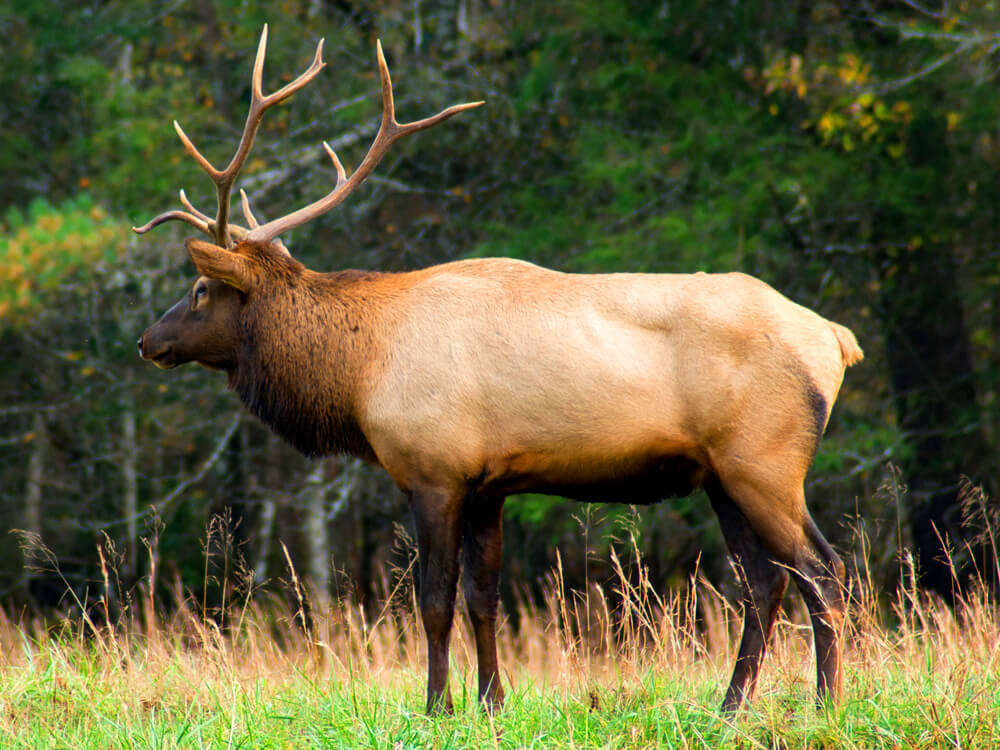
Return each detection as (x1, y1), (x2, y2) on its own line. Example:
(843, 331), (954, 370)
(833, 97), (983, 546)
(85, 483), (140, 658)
(137, 294), (190, 370)
(137, 328), (179, 370)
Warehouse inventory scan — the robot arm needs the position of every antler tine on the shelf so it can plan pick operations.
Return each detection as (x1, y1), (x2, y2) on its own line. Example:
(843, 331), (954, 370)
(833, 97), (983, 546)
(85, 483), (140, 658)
(132, 210), (212, 236)
(245, 40), (483, 244)
(133, 185), (261, 241)
(137, 25), (326, 249)
(132, 189), (219, 237)
(373, 40), (484, 138)
(179, 189), (212, 224)
(322, 141), (348, 187)
(240, 188), (290, 256)
(239, 189), (260, 229)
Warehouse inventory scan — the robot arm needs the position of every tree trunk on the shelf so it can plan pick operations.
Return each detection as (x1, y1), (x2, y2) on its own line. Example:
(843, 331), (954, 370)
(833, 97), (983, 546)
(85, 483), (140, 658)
(122, 399), (138, 582)
(253, 491), (276, 585)
(303, 459), (331, 600)
(23, 412), (46, 596)
(252, 433), (282, 585)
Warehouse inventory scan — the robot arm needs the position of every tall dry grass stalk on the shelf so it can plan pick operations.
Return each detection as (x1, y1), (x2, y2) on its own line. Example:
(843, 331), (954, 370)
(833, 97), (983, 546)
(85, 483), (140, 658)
(6, 506), (1000, 724)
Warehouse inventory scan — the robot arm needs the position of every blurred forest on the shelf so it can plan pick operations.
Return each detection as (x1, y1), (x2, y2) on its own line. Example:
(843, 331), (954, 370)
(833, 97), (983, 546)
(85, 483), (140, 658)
(1, 0), (998, 620)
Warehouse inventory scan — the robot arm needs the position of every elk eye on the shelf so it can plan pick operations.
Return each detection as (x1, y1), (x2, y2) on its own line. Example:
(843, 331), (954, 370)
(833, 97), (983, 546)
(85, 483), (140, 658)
(194, 282), (207, 300)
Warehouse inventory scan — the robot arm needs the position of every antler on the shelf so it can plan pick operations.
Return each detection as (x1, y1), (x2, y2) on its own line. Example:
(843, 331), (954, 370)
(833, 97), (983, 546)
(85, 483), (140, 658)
(134, 27), (482, 251)
(133, 25), (326, 248)
(244, 40), (483, 244)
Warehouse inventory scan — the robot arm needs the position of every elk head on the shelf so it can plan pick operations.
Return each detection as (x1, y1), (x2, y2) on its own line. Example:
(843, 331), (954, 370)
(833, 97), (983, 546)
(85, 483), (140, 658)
(136, 240), (253, 371)
(136, 25), (482, 370)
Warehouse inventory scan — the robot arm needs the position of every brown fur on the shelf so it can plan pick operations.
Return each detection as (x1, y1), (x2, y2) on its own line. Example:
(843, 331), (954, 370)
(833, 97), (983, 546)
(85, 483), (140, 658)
(139, 240), (863, 715)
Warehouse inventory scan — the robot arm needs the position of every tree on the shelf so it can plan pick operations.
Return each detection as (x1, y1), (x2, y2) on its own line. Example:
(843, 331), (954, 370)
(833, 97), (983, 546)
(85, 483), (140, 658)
(758, 1), (999, 597)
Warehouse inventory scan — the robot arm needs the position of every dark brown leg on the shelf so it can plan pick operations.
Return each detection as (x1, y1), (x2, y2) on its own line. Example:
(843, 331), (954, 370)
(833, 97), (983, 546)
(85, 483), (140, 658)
(462, 495), (506, 712)
(789, 517), (846, 706)
(410, 486), (464, 715)
(706, 478), (790, 713)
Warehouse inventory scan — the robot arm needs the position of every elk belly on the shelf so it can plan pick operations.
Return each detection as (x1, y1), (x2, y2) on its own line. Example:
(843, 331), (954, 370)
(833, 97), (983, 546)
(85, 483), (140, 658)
(476, 438), (712, 505)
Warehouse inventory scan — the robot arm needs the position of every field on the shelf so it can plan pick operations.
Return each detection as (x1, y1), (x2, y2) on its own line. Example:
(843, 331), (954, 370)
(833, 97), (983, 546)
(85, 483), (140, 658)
(3, 541), (1000, 749)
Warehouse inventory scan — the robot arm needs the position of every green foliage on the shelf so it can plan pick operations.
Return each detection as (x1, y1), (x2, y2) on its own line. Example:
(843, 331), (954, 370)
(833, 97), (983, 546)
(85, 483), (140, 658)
(0, 195), (124, 325)
(1, 0), (998, 612)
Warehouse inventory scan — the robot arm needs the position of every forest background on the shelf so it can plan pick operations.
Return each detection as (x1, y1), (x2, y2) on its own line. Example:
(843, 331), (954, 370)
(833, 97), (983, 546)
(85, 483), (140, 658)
(1, 0), (998, 622)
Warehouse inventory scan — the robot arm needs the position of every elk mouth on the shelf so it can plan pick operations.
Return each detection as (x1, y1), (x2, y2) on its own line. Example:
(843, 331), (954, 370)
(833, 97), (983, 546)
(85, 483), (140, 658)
(149, 352), (178, 369)
(138, 336), (178, 369)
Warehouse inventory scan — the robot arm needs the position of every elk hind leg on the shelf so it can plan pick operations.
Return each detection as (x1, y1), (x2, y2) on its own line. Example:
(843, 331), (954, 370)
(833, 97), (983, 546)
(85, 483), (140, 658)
(706, 478), (790, 713)
(716, 471), (846, 708)
(462, 495), (506, 711)
(789, 516), (846, 704)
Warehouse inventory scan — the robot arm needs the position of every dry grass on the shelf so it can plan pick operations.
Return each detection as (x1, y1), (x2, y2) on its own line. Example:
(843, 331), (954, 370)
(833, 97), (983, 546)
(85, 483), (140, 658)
(3, 524), (1000, 747)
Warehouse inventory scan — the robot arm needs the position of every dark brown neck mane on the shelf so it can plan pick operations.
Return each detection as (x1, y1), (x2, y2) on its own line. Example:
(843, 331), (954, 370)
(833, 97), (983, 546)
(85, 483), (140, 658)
(227, 267), (385, 462)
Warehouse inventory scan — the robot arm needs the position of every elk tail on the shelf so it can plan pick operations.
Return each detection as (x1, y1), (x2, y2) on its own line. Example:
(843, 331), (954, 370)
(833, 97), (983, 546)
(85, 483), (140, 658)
(830, 322), (864, 368)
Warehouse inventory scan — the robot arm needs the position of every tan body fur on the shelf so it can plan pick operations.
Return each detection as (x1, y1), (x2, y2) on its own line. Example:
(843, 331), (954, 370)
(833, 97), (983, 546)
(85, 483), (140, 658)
(362, 258), (856, 512)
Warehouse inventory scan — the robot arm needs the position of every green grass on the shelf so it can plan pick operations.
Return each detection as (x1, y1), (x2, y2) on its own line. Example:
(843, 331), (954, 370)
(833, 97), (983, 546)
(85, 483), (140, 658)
(4, 531), (1000, 748)
(2, 585), (1000, 749)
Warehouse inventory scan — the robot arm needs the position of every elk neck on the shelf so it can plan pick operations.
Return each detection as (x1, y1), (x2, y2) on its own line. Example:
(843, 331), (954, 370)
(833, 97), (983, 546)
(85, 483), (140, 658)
(227, 263), (390, 462)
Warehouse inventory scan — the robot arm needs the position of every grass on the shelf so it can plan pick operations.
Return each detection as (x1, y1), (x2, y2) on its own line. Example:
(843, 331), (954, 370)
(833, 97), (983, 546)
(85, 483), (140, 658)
(3, 530), (1000, 748)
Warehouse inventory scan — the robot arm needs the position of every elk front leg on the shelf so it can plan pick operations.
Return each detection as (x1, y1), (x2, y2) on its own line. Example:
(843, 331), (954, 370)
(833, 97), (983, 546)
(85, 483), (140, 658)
(463, 495), (506, 712)
(410, 486), (464, 714)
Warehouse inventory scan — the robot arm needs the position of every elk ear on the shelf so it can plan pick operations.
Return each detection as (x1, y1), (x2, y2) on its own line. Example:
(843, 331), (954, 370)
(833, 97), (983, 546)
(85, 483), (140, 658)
(185, 239), (257, 292)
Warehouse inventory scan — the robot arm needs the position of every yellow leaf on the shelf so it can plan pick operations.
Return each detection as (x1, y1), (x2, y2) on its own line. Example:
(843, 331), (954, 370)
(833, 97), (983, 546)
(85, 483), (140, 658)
(946, 112), (961, 131)
(887, 142), (904, 159)
(81, 366), (95, 377)
(66, 351), (84, 361)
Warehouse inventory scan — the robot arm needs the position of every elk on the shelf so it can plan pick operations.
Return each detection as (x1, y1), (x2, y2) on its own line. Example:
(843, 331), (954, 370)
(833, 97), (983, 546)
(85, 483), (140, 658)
(136, 27), (863, 715)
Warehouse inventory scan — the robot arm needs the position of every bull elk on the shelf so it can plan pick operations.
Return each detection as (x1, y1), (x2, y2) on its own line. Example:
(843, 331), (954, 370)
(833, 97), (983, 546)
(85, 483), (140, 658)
(136, 27), (863, 715)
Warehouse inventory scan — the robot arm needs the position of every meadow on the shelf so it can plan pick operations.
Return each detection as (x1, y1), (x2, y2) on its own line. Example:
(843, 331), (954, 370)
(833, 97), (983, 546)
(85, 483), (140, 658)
(2, 533), (999, 749)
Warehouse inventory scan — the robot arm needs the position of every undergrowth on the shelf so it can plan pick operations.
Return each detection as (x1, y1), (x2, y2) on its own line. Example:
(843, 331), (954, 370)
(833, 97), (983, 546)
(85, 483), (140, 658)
(3, 482), (1000, 748)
